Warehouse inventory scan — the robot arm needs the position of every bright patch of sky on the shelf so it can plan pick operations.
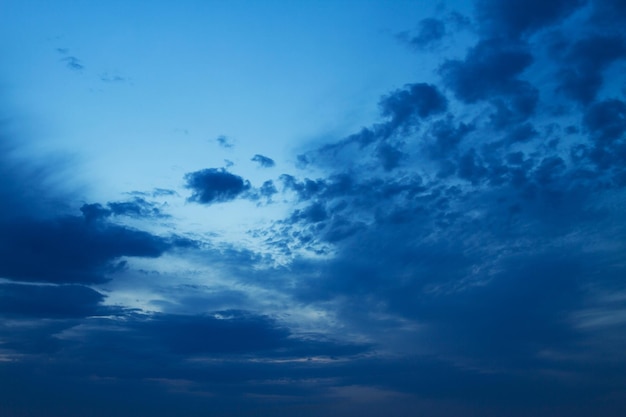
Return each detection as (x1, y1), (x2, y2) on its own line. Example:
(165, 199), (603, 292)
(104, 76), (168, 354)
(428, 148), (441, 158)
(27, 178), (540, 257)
(2, 1), (455, 192)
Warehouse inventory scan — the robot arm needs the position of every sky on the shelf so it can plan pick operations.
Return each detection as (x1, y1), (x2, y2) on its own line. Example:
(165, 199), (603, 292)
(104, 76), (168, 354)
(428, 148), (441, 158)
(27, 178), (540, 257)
(1, 0), (625, 416)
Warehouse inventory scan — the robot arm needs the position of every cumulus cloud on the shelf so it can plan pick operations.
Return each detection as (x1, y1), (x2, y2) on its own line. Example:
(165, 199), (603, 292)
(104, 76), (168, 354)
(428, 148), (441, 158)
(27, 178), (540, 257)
(184, 168), (251, 204)
(251, 154), (276, 168)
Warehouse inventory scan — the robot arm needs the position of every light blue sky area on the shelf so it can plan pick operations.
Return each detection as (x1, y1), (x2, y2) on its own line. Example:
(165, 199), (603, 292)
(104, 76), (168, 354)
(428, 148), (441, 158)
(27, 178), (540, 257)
(2, 0), (468, 201)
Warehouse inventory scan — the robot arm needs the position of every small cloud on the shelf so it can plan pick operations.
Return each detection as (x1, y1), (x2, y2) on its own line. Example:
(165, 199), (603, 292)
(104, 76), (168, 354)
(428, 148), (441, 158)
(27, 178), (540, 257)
(251, 154), (275, 168)
(398, 18), (446, 50)
(216, 135), (234, 148)
(184, 168), (251, 205)
(152, 188), (178, 197)
(61, 56), (84, 71)
(100, 73), (126, 83)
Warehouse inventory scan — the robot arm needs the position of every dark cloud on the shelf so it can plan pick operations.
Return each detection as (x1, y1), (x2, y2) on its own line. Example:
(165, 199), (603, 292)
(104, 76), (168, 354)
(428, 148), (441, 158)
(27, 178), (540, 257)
(254, 8), (626, 411)
(583, 98), (626, 170)
(488, 88), (539, 128)
(505, 122), (538, 143)
(185, 168), (251, 204)
(251, 154), (276, 168)
(475, 0), (586, 38)
(137, 311), (291, 354)
(80, 202), (111, 222)
(427, 116), (475, 158)
(258, 180), (278, 197)
(556, 35), (626, 104)
(376, 142), (406, 170)
(107, 197), (167, 218)
(0, 215), (170, 284)
(584, 98), (626, 143)
(590, 0), (626, 26)
(379, 83), (448, 130)
(440, 38), (534, 103)
(0, 283), (113, 318)
(0, 133), (174, 286)
(104, 310), (367, 359)
(81, 197), (167, 221)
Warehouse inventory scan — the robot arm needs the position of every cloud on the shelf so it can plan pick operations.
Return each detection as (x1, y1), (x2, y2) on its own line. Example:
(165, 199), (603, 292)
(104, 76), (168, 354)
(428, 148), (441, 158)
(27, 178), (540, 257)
(55, 47), (84, 71)
(376, 142), (406, 171)
(251, 154), (276, 168)
(557, 35), (626, 104)
(426, 116), (474, 159)
(475, 0), (586, 38)
(0, 215), (171, 284)
(440, 38), (534, 104)
(0, 283), (115, 318)
(216, 135), (234, 148)
(184, 168), (251, 204)
(245, 180), (278, 204)
(397, 18), (446, 50)
(379, 83), (448, 130)
(583, 98), (626, 170)
(108, 197), (168, 218)
(81, 197), (167, 221)
(0, 129), (175, 286)
(61, 56), (84, 71)
(249, 5), (626, 403)
(122, 311), (367, 357)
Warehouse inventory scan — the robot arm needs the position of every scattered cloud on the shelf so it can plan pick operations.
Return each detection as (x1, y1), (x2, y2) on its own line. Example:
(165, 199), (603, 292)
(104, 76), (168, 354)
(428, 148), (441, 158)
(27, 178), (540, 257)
(185, 168), (251, 204)
(61, 56), (84, 71)
(216, 135), (234, 148)
(251, 154), (276, 168)
(100, 73), (127, 83)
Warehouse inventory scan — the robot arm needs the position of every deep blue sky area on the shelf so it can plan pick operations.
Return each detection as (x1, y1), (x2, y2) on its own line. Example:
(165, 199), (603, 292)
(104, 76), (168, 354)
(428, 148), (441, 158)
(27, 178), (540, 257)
(1, 1), (626, 416)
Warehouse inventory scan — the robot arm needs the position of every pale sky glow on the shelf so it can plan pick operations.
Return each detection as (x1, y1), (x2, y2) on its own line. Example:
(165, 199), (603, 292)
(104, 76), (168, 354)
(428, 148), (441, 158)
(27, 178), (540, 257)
(2, 1), (626, 416)
(2, 1), (444, 199)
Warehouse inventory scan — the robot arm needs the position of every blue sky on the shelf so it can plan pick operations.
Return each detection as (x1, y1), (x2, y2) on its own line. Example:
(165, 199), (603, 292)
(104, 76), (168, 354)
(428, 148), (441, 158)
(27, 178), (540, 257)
(1, 0), (626, 416)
